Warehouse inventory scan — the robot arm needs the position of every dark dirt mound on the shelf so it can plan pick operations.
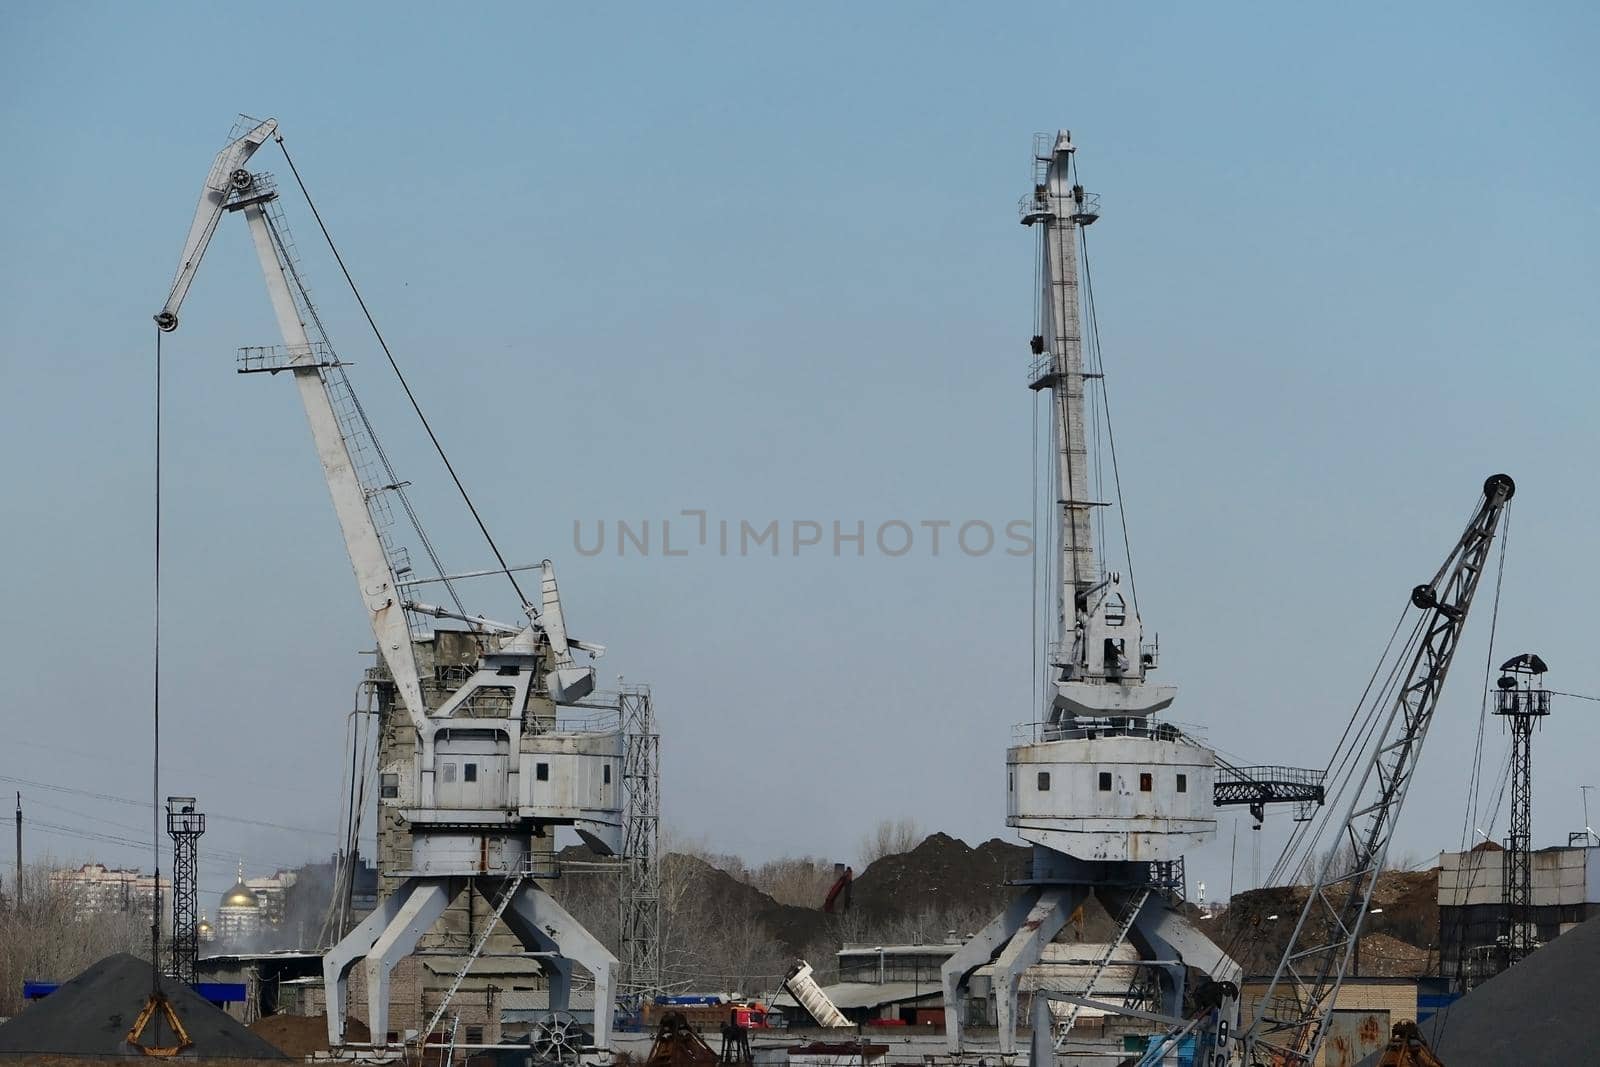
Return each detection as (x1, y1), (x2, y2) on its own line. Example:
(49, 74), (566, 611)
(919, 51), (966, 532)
(666, 854), (828, 955)
(248, 1013), (369, 1058)
(0, 953), (284, 1059)
(850, 833), (1031, 923)
(1214, 868), (1440, 977)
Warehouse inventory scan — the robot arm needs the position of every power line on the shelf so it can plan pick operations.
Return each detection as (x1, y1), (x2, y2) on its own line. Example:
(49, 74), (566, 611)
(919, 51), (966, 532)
(0, 773), (334, 838)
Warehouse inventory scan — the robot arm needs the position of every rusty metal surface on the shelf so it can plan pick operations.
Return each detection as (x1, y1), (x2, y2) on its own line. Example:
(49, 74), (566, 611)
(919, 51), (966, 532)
(1324, 1009), (1389, 1067)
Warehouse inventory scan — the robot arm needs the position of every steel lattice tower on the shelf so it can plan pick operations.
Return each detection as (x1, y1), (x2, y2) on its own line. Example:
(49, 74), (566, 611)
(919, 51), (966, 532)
(165, 796), (205, 984)
(1494, 653), (1551, 969)
(618, 687), (661, 999)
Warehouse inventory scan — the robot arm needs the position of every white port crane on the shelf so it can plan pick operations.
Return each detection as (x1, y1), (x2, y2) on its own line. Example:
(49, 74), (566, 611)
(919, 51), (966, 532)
(157, 117), (626, 1053)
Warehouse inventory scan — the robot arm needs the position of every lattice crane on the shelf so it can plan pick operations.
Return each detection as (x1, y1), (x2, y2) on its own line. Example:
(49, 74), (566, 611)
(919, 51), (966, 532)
(1239, 474), (1515, 1065)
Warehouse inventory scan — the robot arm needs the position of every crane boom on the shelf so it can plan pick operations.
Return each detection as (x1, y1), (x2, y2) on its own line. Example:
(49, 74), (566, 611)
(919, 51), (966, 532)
(154, 120), (429, 737)
(155, 118), (276, 332)
(1241, 474), (1514, 1065)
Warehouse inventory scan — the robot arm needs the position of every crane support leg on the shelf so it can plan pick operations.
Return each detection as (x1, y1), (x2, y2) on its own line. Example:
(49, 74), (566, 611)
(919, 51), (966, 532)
(1113, 889), (1241, 1017)
(991, 887), (1082, 1054)
(365, 878), (460, 1046)
(322, 885), (412, 1048)
(940, 886), (1043, 1052)
(502, 881), (619, 1049)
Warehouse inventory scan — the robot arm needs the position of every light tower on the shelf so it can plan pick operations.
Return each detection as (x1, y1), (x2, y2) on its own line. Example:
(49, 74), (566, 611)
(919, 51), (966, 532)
(1494, 652), (1551, 968)
(166, 796), (205, 985)
(940, 132), (1239, 1061)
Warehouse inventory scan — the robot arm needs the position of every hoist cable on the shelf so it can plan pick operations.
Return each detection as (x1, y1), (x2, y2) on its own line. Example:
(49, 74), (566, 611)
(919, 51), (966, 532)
(273, 136), (534, 618)
(255, 209), (466, 623)
(1077, 229), (1139, 618)
(1465, 510), (1509, 854)
(150, 326), (163, 994)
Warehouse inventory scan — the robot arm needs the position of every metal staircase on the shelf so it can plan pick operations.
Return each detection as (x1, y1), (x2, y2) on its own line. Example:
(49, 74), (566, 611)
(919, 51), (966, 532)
(1054, 887), (1151, 1050)
(422, 869), (528, 1041)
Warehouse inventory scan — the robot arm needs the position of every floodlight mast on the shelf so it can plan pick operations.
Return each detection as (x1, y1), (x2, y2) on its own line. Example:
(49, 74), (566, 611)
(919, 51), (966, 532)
(1240, 474), (1514, 1065)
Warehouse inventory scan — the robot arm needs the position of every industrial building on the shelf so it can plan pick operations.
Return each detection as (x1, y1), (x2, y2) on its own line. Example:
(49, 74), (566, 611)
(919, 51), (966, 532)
(1437, 838), (1600, 985)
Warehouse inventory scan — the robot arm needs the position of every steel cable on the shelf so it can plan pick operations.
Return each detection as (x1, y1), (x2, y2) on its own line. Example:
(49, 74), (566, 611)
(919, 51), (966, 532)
(273, 135), (534, 618)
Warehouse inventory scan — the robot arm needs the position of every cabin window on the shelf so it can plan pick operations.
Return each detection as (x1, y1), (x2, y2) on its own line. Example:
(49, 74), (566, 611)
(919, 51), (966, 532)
(1139, 772), (1153, 792)
(536, 762), (549, 782)
(463, 763), (478, 783)
(1176, 774), (1187, 793)
(1037, 772), (1051, 792)
(1098, 772), (1112, 791)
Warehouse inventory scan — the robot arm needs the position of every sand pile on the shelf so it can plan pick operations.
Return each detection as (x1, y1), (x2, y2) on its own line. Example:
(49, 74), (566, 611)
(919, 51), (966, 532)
(0, 953), (284, 1059)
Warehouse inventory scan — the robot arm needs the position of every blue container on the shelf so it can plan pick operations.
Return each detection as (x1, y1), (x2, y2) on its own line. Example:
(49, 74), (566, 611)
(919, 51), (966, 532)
(1143, 1034), (1197, 1066)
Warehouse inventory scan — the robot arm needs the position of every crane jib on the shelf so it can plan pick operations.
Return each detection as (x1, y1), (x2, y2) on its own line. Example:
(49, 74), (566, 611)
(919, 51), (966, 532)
(1241, 474), (1513, 1065)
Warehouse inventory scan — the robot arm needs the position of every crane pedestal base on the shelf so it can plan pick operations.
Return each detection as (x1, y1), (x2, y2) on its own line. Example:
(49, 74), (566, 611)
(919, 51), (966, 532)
(940, 850), (1239, 1059)
(323, 874), (616, 1052)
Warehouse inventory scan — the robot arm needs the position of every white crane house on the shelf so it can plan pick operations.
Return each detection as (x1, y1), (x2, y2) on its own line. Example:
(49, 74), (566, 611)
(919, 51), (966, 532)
(939, 131), (1241, 1061)
(156, 118), (628, 1055)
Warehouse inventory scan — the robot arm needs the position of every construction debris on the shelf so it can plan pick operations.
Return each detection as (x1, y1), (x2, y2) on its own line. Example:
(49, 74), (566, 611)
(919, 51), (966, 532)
(0, 953), (284, 1059)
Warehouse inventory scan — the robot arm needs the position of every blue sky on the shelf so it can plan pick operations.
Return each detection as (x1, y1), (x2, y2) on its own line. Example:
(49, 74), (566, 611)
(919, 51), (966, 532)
(2, 3), (1597, 908)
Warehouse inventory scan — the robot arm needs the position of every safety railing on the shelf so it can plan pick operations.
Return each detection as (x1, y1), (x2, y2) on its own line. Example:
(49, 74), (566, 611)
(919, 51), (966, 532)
(1011, 718), (1187, 745)
(236, 341), (339, 374)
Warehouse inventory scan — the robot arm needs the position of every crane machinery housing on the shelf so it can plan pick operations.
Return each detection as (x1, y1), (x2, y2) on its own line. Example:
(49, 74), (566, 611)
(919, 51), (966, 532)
(155, 117), (640, 1055)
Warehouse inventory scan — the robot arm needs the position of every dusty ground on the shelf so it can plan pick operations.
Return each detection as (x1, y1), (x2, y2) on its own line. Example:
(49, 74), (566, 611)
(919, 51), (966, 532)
(249, 1014), (370, 1058)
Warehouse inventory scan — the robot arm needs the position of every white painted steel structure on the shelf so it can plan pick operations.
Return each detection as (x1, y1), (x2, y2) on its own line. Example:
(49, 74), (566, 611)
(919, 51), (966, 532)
(941, 132), (1238, 1061)
(157, 118), (630, 1055)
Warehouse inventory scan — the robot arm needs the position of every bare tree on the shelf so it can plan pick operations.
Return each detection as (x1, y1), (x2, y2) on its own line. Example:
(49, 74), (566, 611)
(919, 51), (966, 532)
(858, 817), (920, 868)
(748, 857), (837, 909)
(0, 860), (149, 1016)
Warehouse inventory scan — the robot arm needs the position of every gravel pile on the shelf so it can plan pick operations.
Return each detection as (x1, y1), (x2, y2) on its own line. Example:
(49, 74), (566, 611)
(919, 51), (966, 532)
(0, 953), (284, 1059)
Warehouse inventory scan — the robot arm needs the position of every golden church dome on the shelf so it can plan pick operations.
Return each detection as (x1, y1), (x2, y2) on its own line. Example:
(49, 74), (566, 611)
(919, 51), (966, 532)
(221, 882), (258, 909)
(221, 862), (259, 909)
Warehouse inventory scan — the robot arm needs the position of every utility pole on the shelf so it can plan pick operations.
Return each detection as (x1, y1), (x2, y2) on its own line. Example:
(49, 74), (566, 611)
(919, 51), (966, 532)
(13, 792), (20, 907)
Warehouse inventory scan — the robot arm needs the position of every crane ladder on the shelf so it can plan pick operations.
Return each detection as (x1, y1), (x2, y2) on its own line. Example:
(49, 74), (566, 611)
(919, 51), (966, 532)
(423, 869), (527, 1041)
(1055, 886), (1151, 1049)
